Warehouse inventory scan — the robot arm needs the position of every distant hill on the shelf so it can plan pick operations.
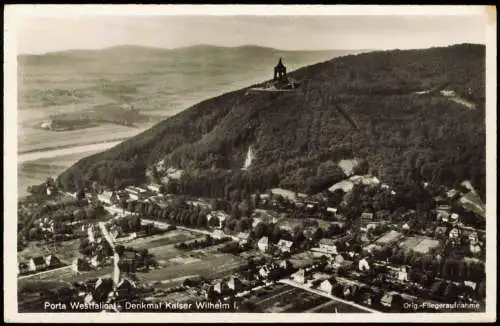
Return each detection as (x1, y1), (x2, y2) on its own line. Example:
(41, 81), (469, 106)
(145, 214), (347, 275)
(18, 45), (358, 119)
(58, 43), (486, 199)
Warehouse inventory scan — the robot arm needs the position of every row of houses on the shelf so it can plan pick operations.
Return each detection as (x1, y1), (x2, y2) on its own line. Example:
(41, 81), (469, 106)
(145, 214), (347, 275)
(97, 184), (161, 205)
(18, 255), (62, 275)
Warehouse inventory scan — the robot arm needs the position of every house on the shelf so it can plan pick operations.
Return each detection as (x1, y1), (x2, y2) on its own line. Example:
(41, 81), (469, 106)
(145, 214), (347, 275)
(350, 175), (381, 186)
(317, 238), (337, 255)
(342, 284), (358, 298)
(358, 258), (370, 272)
(88, 226), (96, 243)
(28, 256), (47, 272)
(360, 212), (374, 223)
(207, 211), (229, 229)
(446, 188), (459, 198)
(291, 269), (308, 284)
(94, 278), (114, 301)
(258, 266), (271, 279)
(89, 255), (100, 268)
(381, 292), (395, 308)
(470, 244), (482, 254)
(450, 213), (459, 223)
(279, 260), (291, 270)
(361, 292), (374, 306)
(397, 267), (408, 282)
(468, 232), (479, 244)
(440, 89), (456, 97)
(121, 250), (138, 264)
(45, 255), (61, 269)
(449, 228), (460, 239)
(402, 223), (410, 231)
(146, 183), (162, 193)
(328, 180), (354, 193)
(124, 186), (149, 200)
(464, 281), (477, 290)
(237, 232), (250, 246)
(436, 205), (452, 213)
(212, 229), (227, 240)
(332, 254), (345, 267)
(277, 239), (293, 253)
(115, 278), (136, 297)
(72, 258), (91, 273)
(318, 279), (336, 294)
(227, 277), (243, 292)
(213, 281), (229, 294)
(435, 226), (448, 237)
(98, 191), (117, 205)
(326, 207), (338, 216)
(303, 226), (319, 240)
(257, 237), (269, 252)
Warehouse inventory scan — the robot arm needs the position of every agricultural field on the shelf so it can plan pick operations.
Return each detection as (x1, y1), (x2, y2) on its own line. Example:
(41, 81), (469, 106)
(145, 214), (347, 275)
(20, 265), (112, 284)
(244, 283), (359, 313)
(136, 252), (245, 284)
(400, 236), (441, 254)
(243, 283), (372, 313)
(375, 230), (403, 245)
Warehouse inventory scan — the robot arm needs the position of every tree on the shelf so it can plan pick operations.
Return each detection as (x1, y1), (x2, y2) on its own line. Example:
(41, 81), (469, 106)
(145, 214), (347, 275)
(353, 160), (370, 175)
(253, 222), (266, 239)
(208, 215), (220, 228)
(197, 213), (207, 228)
(76, 188), (86, 201)
(230, 203), (241, 219)
(390, 294), (405, 312)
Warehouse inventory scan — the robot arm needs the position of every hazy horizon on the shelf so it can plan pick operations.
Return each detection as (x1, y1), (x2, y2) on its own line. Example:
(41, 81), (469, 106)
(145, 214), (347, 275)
(16, 15), (486, 55)
(17, 42), (486, 57)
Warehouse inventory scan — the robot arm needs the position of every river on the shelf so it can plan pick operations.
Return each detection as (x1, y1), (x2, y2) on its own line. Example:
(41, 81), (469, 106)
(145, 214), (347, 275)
(17, 140), (125, 197)
(18, 140), (123, 164)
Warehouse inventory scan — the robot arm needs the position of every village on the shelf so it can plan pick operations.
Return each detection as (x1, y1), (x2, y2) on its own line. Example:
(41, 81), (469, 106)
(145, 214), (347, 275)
(17, 160), (486, 313)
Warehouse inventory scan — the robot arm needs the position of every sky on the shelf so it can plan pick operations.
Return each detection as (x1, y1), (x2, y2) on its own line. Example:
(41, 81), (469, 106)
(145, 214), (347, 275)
(14, 11), (487, 54)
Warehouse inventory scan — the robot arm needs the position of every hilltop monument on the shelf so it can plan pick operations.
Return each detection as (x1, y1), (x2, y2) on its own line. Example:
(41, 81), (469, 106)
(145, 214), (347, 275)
(273, 58), (288, 82)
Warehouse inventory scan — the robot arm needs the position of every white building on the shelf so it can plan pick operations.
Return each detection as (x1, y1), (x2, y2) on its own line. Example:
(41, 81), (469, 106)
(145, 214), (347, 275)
(98, 191), (116, 205)
(146, 184), (162, 193)
(207, 211), (228, 229)
(318, 279), (335, 294)
(449, 228), (460, 239)
(125, 186), (148, 200)
(358, 258), (370, 272)
(276, 239), (293, 253)
(237, 232), (250, 246)
(398, 267), (408, 282)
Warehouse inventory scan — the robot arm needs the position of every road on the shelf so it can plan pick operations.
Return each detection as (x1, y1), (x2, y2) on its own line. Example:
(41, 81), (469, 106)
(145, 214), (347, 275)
(279, 278), (380, 313)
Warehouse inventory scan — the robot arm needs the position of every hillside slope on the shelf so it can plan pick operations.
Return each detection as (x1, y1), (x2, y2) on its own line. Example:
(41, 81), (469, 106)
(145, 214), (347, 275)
(58, 44), (486, 198)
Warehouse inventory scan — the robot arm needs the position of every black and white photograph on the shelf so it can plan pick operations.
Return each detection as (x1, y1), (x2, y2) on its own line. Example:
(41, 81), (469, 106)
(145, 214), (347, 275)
(4, 4), (497, 323)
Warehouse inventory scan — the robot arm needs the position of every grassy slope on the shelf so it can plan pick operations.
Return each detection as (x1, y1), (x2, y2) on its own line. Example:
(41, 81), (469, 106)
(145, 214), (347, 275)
(58, 44), (486, 196)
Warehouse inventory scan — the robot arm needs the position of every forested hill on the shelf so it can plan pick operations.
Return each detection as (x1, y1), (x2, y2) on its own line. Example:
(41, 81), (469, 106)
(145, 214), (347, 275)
(58, 43), (486, 198)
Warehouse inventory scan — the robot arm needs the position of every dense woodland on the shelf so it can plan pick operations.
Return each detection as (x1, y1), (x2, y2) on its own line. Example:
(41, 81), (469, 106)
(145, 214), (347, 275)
(58, 44), (486, 199)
